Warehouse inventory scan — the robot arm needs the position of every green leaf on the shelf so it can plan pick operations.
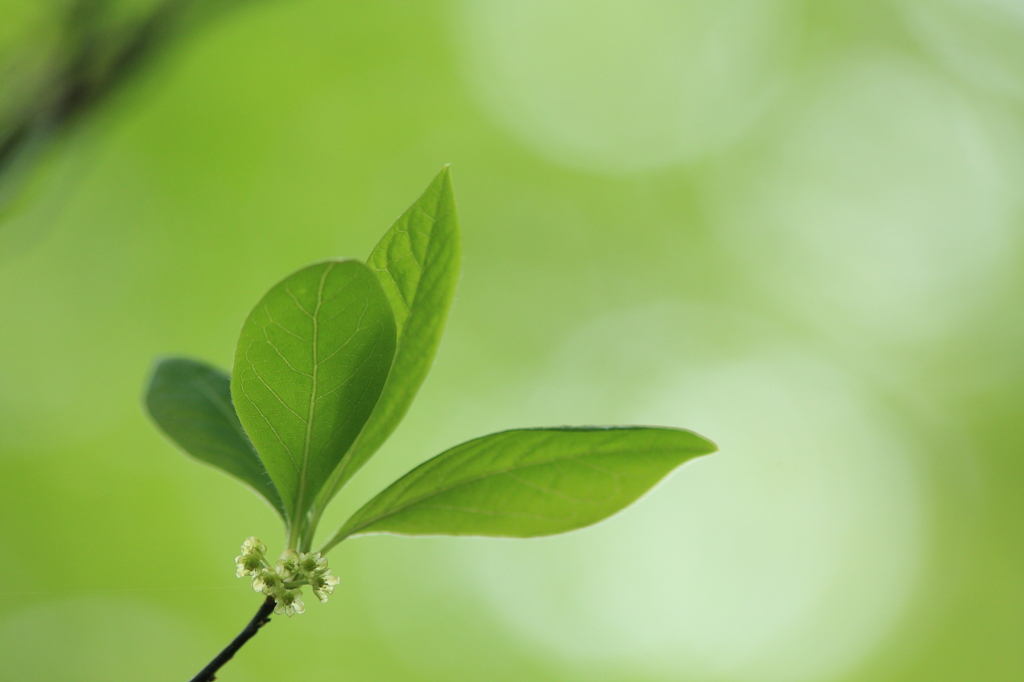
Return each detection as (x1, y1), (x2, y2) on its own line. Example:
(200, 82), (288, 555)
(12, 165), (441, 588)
(231, 260), (397, 532)
(144, 357), (286, 521)
(322, 426), (716, 551)
(314, 167), (461, 510)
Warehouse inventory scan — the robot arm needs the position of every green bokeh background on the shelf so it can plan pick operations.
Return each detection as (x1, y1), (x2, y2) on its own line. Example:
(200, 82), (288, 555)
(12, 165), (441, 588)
(1, 1), (1023, 680)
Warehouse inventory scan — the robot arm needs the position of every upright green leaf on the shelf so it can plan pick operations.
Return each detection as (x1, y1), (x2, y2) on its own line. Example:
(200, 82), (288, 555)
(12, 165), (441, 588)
(322, 427), (716, 551)
(231, 260), (397, 529)
(315, 167), (461, 510)
(144, 357), (286, 521)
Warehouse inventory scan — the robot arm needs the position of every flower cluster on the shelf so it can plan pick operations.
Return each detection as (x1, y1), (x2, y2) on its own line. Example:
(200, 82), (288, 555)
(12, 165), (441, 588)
(234, 537), (340, 617)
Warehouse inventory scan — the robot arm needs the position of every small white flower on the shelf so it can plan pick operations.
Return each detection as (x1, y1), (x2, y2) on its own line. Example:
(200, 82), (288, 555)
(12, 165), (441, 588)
(275, 549), (301, 581)
(310, 571), (341, 603)
(298, 551), (328, 578)
(235, 554), (263, 578)
(274, 588), (305, 617)
(252, 568), (283, 595)
(235, 536), (268, 578)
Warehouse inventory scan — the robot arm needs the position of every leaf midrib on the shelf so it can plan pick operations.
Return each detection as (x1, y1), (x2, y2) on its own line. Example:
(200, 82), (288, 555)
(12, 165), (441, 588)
(295, 263), (333, 523)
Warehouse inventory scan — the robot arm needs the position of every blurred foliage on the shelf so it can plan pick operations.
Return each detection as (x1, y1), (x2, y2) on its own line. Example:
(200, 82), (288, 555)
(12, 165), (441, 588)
(0, 0), (258, 215)
(0, 1), (1022, 681)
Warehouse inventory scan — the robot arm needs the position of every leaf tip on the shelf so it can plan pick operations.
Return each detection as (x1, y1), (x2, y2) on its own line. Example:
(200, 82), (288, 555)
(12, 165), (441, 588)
(434, 164), (453, 191)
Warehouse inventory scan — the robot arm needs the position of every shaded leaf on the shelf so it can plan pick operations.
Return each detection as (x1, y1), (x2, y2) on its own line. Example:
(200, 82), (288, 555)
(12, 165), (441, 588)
(231, 260), (396, 526)
(315, 167), (461, 509)
(323, 426), (716, 550)
(144, 357), (285, 520)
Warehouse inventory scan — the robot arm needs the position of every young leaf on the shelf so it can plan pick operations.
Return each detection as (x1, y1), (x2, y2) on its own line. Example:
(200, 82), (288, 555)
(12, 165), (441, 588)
(231, 260), (397, 532)
(322, 426), (716, 551)
(314, 167), (461, 510)
(144, 357), (286, 521)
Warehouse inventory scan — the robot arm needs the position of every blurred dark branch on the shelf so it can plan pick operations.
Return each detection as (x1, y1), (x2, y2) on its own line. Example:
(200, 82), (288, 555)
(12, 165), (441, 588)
(0, 0), (260, 216)
(189, 596), (275, 682)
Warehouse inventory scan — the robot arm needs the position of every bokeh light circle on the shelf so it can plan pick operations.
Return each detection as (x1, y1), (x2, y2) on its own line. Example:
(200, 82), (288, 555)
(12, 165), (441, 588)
(457, 0), (798, 174)
(710, 56), (1023, 348)
(902, 0), (1024, 103)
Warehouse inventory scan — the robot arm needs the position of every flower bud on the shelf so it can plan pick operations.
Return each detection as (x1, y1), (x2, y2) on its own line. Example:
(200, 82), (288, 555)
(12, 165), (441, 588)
(240, 537), (266, 557)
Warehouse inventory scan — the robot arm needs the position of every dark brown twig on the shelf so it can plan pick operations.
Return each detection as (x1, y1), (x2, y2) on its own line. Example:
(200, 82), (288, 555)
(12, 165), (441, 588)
(189, 596), (276, 682)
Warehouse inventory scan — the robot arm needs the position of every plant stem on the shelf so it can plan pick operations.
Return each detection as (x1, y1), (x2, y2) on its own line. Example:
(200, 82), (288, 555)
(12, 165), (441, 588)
(189, 596), (275, 682)
(300, 510), (318, 552)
